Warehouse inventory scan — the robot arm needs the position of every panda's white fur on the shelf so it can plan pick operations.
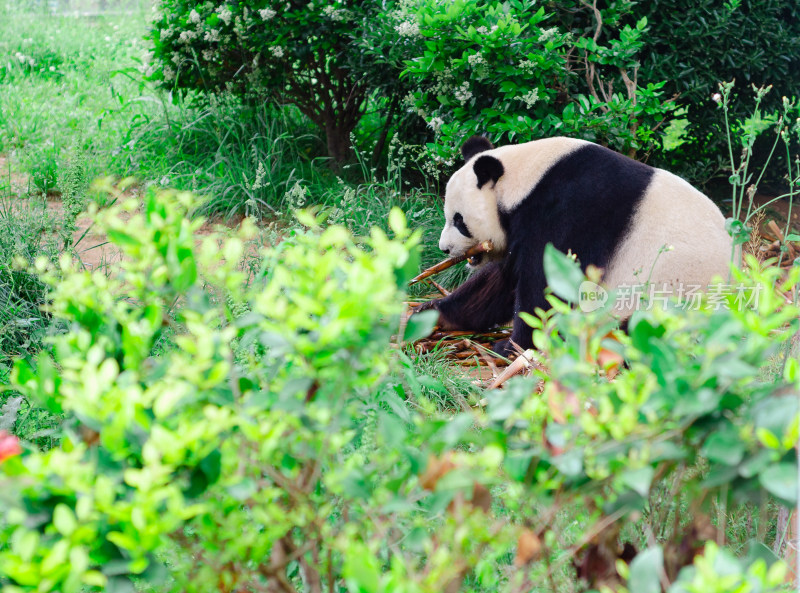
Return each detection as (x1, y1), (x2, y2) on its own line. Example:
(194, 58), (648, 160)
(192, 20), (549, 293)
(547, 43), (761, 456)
(440, 137), (589, 257)
(424, 136), (733, 353)
(602, 171), (732, 292)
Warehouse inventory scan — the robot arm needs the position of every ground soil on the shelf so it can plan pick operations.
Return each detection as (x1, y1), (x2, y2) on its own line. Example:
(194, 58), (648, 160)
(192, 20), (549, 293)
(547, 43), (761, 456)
(0, 154), (245, 271)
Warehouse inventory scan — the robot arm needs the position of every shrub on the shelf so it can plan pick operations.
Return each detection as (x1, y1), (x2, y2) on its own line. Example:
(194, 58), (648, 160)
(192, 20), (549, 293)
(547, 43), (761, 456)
(146, 1), (401, 168)
(368, 0), (676, 172)
(631, 0), (800, 183)
(1, 186), (799, 592)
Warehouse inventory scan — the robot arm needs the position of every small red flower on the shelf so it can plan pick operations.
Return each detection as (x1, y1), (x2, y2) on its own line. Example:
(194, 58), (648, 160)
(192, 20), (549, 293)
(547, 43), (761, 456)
(0, 431), (22, 463)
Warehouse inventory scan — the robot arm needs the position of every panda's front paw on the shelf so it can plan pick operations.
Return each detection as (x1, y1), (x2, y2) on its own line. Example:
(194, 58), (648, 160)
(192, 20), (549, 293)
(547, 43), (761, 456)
(413, 299), (439, 312)
(491, 338), (516, 358)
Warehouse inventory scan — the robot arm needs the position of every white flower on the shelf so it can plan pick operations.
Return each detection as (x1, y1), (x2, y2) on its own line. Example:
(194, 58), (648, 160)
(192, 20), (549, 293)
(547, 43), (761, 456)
(270, 45), (285, 58)
(259, 7), (276, 20)
(538, 27), (558, 43)
(712, 92), (722, 104)
(323, 6), (350, 22)
(467, 53), (485, 67)
(202, 49), (214, 61)
(216, 5), (233, 25)
(427, 117), (444, 133)
(519, 59), (536, 74)
(189, 9), (201, 23)
(159, 175), (170, 186)
(454, 81), (473, 104)
(517, 88), (539, 108)
(162, 66), (175, 82)
(284, 180), (308, 209)
(204, 28), (220, 42)
(476, 25), (488, 34)
(178, 30), (197, 43)
(395, 20), (420, 37)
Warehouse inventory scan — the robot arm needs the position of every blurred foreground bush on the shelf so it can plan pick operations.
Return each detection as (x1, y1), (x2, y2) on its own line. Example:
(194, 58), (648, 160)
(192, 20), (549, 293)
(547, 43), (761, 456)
(0, 188), (798, 592)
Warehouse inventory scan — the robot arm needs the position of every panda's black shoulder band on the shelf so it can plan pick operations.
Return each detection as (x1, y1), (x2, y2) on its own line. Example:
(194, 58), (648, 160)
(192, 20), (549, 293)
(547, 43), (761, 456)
(461, 136), (494, 161)
(473, 155), (504, 189)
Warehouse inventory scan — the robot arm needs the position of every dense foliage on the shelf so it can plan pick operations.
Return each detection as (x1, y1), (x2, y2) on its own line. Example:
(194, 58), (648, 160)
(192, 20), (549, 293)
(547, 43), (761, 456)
(390, 0), (675, 168)
(632, 0), (800, 180)
(145, 0), (395, 167)
(147, 0), (677, 173)
(1, 189), (798, 592)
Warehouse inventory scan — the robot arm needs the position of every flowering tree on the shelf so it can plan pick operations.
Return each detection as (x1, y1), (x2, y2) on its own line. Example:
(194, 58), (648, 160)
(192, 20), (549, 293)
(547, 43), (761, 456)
(367, 0), (676, 170)
(146, 1), (396, 168)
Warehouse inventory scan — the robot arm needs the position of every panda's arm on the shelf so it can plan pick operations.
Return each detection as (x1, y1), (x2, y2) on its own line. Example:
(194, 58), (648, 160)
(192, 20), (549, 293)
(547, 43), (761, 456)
(415, 261), (516, 331)
(500, 241), (550, 355)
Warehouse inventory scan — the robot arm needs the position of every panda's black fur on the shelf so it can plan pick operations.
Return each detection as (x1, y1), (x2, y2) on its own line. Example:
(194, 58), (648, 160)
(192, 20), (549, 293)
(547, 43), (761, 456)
(417, 136), (732, 356)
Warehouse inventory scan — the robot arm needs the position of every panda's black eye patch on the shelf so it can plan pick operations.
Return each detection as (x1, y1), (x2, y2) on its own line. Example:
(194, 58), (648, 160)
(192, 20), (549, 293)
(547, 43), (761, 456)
(453, 212), (472, 238)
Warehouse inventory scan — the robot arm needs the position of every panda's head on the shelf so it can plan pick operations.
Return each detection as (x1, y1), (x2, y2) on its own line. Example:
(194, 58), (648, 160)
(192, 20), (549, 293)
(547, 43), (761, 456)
(439, 136), (507, 266)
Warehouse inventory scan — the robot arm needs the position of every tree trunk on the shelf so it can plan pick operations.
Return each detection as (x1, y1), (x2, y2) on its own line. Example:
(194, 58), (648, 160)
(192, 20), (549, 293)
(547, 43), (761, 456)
(324, 120), (353, 171)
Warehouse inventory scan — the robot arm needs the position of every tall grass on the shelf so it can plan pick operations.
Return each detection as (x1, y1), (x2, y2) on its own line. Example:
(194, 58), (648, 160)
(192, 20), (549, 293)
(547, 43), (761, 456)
(118, 93), (332, 218)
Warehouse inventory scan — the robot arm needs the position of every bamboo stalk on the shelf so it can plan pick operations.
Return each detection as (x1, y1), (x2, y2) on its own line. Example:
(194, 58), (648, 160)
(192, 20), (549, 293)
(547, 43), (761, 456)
(409, 240), (494, 285)
(427, 278), (451, 296)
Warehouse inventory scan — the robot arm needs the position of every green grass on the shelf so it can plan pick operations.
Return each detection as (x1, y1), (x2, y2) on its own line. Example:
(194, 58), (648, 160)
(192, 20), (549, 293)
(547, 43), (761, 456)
(0, 2), (153, 192)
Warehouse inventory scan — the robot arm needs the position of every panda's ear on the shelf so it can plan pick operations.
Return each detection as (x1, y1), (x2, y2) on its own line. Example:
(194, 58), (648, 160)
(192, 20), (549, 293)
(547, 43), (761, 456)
(473, 155), (504, 189)
(461, 136), (494, 161)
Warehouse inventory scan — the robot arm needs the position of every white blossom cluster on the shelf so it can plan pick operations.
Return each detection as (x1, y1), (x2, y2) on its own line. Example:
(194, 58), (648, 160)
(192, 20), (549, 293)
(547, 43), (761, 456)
(246, 162), (270, 191)
(327, 182), (357, 225)
(538, 27), (558, 43)
(517, 88), (539, 108)
(518, 59), (536, 75)
(453, 81), (473, 104)
(395, 19), (420, 37)
(428, 67), (455, 96)
(259, 8), (276, 20)
(322, 5), (352, 22)
(284, 180), (309, 210)
(14, 52), (35, 67)
(178, 29), (197, 44)
(427, 116), (444, 133)
(467, 52), (488, 78)
(215, 5), (233, 25)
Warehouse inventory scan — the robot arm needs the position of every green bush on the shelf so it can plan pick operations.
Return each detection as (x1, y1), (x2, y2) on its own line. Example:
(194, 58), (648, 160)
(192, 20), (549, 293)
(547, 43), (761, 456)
(1, 186), (799, 592)
(146, 1), (399, 168)
(632, 0), (800, 183)
(146, 1), (682, 177)
(371, 0), (676, 171)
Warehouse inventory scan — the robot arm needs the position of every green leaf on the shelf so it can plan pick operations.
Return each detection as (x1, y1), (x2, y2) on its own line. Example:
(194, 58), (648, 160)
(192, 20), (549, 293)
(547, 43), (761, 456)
(106, 229), (141, 249)
(759, 463), (798, 503)
(53, 504), (78, 536)
(628, 545), (663, 593)
(543, 243), (584, 303)
(552, 449), (583, 477)
(738, 449), (776, 478)
(403, 309), (438, 342)
(343, 543), (381, 593)
(620, 466), (654, 497)
(701, 429), (745, 466)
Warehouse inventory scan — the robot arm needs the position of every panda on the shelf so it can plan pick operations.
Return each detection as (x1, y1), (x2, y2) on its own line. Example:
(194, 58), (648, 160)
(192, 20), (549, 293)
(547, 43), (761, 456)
(416, 136), (733, 356)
